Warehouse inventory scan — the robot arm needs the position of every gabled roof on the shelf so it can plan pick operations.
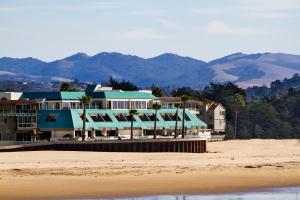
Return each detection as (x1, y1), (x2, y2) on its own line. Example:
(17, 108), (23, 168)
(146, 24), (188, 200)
(85, 84), (97, 93)
(38, 110), (74, 129)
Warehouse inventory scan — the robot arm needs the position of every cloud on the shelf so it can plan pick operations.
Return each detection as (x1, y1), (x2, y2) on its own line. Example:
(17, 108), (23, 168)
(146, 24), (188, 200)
(193, 0), (300, 19)
(207, 20), (266, 36)
(120, 28), (166, 40)
(0, 0), (129, 12)
(158, 19), (179, 29)
(131, 9), (166, 16)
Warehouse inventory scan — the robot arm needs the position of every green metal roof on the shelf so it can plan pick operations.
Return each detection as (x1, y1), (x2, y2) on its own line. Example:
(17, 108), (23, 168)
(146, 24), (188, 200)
(60, 92), (85, 100)
(22, 91), (156, 100)
(38, 110), (74, 129)
(89, 91), (157, 100)
(38, 109), (206, 130)
(21, 92), (85, 100)
(85, 84), (97, 93)
(21, 92), (62, 100)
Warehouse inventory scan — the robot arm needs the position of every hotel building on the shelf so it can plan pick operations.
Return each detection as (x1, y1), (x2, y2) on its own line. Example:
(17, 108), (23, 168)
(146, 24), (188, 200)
(0, 84), (208, 141)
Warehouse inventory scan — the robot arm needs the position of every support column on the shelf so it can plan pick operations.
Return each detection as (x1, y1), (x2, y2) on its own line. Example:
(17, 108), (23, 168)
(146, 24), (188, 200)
(102, 129), (107, 137)
(92, 129), (96, 138)
(50, 131), (55, 141)
(32, 129), (37, 142)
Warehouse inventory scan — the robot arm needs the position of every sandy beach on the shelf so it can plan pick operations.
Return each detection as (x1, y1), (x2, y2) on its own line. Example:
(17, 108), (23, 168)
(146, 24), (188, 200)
(0, 139), (300, 200)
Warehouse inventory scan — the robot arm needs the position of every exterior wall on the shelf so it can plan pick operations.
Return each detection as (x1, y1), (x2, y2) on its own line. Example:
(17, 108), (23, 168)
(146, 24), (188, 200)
(213, 105), (226, 132)
(0, 116), (16, 140)
(118, 129), (143, 137)
(107, 99), (151, 110)
(51, 130), (74, 140)
(0, 92), (22, 100)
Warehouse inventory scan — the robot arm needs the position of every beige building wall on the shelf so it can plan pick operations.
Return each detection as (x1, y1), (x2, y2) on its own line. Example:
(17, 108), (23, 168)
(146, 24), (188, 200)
(0, 116), (17, 140)
(118, 129), (143, 137)
(51, 130), (74, 140)
(0, 92), (22, 100)
(213, 105), (226, 132)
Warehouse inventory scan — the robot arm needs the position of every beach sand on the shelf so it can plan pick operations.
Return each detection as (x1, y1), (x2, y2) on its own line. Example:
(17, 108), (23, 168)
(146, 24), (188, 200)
(0, 139), (300, 200)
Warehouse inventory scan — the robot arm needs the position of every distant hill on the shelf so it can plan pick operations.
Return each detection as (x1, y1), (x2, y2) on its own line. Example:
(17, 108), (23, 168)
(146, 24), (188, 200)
(1, 52), (300, 88)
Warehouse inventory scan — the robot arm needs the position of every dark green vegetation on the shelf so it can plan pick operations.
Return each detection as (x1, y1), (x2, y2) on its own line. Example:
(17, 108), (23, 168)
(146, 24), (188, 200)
(171, 78), (300, 139)
(247, 73), (300, 100)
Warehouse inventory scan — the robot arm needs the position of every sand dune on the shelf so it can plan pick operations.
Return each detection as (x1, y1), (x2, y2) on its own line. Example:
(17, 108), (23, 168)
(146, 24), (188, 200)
(0, 139), (299, 199)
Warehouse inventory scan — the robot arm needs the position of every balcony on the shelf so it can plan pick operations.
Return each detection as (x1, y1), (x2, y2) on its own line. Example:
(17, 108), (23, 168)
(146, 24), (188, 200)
(0, 109), (37, 117)
(17, 123), (37, 130)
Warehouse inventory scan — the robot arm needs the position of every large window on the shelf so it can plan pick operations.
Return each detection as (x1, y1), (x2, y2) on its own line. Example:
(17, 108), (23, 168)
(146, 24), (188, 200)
(130, 101), (147, 109)
(112, 101), (129, 109)
(45, 114), (57, 122)
(139, 114), (158, 121)
(0, 117), (7, 124)
(90, 114), (112, 122)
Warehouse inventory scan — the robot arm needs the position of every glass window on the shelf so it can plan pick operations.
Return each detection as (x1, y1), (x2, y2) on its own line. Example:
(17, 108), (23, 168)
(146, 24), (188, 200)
(90, 114), (112, 122)
(95, 130), (102, 136)
(80, 115), (89, 122)
(130, 101), (147, 109)
(0, 117), (7, 124)
(45, 114), (57, 122)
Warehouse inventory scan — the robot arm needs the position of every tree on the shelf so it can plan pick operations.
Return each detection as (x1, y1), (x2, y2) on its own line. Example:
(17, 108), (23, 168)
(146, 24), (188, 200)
(152, 103), (161, 139)
(174, 103), (181, 138)
(60, 82), (76, 91)
(171, 87), (195, 97)
(79, 95), (91, 141)
(151, 85), (163, 97)
(107, 76), (139, 91)
(270, 80), (283, 97)
(181, 95), (190, 138)
(129, 109), (138, 140)
(227, 94), (246, 139)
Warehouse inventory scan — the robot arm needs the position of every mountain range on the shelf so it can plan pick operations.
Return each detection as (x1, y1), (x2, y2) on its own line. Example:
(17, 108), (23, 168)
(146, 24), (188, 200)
(1, 52), (300, 88)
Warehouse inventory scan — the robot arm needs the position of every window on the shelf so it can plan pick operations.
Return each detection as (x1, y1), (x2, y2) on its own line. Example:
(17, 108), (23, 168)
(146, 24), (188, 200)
(139, 114), (158, 121)
(139, 114), (150, 121)
(130, 101), (147, 109)
(0, 117), (7, 124)
(45, 114), (57, 122)
(95, 130), (102, 137)
(16, 105), (31, 113)
(112, 101), (129, 109)
(114, 114), (128, 121)
(161, 113), (172, 121)
(219, 120), (222, 125)
(220, 111), (225, 115)
(90, 114), (112, 122)
(184, 114), (191, 121)
(75, 131), (81, 137)
(55, 103), (60, 109)
(80, 115), (89, 122)
(124, 114), (135, 121)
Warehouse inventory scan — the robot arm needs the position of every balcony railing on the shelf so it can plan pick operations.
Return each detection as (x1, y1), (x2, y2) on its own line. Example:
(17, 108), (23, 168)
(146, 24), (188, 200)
(0, 109), (37, 117)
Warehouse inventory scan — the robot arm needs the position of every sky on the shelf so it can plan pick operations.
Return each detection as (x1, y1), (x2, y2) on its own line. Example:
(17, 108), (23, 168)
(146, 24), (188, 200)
(1, 0), (300, 62)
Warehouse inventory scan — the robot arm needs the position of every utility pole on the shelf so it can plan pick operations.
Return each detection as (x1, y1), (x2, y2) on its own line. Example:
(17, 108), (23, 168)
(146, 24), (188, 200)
(234, 111), (238, 139)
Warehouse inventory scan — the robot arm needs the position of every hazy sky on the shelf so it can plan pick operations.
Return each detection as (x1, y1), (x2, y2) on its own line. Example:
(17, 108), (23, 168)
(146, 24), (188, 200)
(1, 0), (300, 62)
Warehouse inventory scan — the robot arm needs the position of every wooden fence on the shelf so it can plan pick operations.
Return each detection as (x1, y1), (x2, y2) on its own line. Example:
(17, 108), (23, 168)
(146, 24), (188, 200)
(0, 139), (206, 153)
